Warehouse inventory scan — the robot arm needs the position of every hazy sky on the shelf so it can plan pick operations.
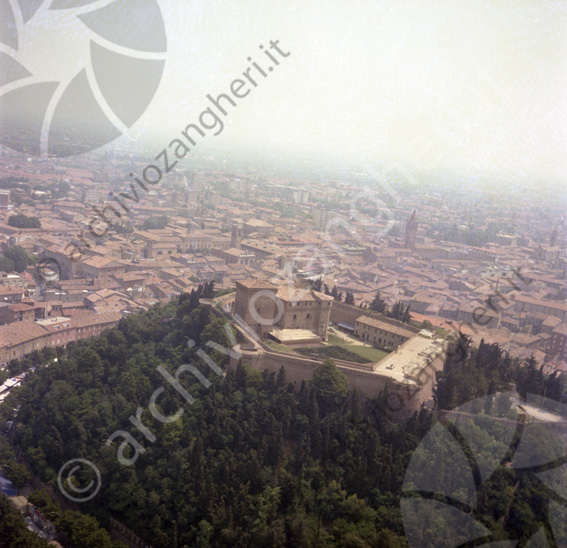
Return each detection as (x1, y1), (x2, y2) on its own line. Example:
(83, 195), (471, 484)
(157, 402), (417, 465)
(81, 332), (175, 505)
(153, 0), (566, 183)
(6, 0), (567, 183)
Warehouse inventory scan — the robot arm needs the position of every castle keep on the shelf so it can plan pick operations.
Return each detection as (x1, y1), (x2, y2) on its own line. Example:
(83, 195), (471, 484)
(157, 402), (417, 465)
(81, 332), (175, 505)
(233, 279), (333, 340)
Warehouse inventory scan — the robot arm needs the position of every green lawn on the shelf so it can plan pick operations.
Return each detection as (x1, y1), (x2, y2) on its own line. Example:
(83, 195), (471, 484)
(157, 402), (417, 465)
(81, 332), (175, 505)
(327, 334), (350, 345)
(327, 334), (389, 363)
(295, 345), (371, 364)
(343, 345), (389, 363)
(263, 335), (389, 363)
(263, 340), (299, 354)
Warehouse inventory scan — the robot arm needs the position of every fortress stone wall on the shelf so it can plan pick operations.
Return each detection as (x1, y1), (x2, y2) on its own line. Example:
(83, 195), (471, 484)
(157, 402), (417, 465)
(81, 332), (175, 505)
(210, 297), (446, 417)
(229, 331), (447, 417)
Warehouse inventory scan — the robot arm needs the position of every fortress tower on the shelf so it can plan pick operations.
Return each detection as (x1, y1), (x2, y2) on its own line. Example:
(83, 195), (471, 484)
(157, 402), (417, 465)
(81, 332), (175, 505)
(234, 279), (333, 339)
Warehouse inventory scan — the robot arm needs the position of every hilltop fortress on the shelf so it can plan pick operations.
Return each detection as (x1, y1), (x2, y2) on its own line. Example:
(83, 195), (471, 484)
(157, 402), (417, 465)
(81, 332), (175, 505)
(228, 281), (450, 416)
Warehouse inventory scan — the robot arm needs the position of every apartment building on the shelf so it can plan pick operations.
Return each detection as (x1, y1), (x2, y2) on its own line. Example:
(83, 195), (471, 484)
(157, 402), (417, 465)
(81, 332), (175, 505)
(354, 316), (416, 350)
(0, 312), (121, 366)
(513, 295), (567, 322)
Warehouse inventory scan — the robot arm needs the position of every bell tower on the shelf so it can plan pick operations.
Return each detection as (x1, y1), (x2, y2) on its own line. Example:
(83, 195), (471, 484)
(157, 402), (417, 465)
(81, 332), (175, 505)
(231, 224), (243, 248)
(405, 210), (418, 250)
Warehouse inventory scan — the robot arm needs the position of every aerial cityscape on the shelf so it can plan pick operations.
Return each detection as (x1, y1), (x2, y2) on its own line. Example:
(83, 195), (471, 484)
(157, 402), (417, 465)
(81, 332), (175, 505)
(0, 1), (566, 547)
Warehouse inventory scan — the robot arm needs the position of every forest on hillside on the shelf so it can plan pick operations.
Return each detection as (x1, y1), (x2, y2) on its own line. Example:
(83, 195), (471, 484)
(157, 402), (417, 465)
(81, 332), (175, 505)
(0, 290), (565, 547)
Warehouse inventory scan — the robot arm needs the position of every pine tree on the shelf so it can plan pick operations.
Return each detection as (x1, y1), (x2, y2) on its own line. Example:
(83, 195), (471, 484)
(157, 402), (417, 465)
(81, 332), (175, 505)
(310, 358), (349, 413)
(276, 366), (286, 388)
(402, 304), (411, 323)
(388, 301), (411, 322)
(202, 281), (215, 299)
(370, 291), (387, 313)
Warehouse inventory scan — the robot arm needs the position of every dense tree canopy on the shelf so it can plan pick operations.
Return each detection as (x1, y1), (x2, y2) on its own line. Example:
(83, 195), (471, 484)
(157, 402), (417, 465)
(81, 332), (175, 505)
(8, 214), (41, 229)
(0, 495), (50, 548)
(0, 256), (15, 273)
(433, 334), (567, 411)
(4, 245), (30, 273)
(311, 358), (349, 412)
(141, 215), (168, 230)
(2, 297), (425, 547)
(1, 290), (566, 547)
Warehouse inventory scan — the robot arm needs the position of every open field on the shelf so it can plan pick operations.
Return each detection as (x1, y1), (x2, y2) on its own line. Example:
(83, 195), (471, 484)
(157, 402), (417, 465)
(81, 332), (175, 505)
(262, 334), (389, 364)
(327, 334), (389, 363)
(294, 345), (372, 363)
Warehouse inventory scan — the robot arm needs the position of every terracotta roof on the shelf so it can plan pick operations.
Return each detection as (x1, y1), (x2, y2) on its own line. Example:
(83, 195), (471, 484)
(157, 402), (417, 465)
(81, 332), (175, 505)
(514, 295), (567, 311)
(81, 256), (128, 268)
(0, 321), (48, 348)
(244, 219), (274, 228)
(276, 287), (334, 303)
(0, 287), (24, 296)
(7, 303), (34, 312)
(236, 279), (276, 290)
(355, 315), (416, 338)
(552, 324), (567, 336)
